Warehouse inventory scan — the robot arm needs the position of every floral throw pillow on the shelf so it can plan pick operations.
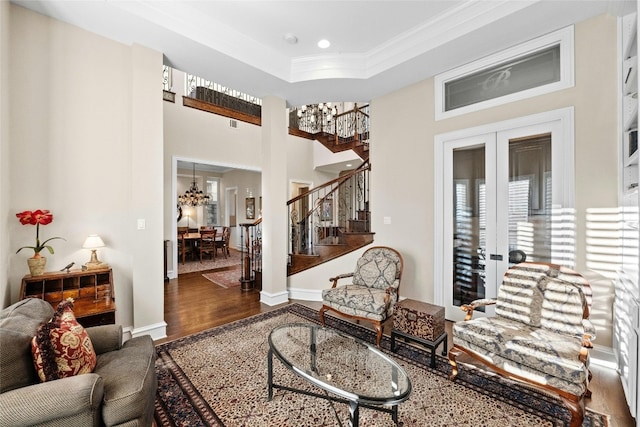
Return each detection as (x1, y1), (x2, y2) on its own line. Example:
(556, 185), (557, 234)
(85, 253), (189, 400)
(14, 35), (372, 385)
(31, 299), (96, 382)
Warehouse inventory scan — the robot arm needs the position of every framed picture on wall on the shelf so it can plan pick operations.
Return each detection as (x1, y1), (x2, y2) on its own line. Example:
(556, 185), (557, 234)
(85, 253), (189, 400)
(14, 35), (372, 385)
(321, 199), (333, 221)
(246, 197), (255, 219)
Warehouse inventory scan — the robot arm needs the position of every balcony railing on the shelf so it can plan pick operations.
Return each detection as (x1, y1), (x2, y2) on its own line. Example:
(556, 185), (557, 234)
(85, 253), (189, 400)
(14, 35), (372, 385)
(289, 103), (370, 152)
(185, 74), (262, 118)
(163, 65), (172, 92)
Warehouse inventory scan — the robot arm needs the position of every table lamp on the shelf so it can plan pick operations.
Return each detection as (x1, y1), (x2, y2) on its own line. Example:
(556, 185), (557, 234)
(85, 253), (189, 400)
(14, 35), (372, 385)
(82, 234), (109, 270)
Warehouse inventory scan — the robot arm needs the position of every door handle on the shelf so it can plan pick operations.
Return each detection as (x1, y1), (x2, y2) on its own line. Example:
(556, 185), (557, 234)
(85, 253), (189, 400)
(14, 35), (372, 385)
(489, 254), (503, 261)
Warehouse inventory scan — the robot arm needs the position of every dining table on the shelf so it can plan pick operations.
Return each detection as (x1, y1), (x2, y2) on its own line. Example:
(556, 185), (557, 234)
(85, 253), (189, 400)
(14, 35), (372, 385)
(184, 232), (203, 242)
(181, 231), (224, 261)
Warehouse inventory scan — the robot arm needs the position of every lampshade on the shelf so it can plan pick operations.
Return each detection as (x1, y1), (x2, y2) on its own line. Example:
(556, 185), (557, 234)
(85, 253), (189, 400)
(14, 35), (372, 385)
(83, 234), (105, 249)
(82, 235), (108, 270)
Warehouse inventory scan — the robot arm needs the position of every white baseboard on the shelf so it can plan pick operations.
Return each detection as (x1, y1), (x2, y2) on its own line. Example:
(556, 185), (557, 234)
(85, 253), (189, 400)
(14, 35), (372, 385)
(288, 287), (323, 302)
(132, 321), (168, 341)
(122, 326), (133, 342)
(589, 344), (617, 370)
(260, 290), (289, 306)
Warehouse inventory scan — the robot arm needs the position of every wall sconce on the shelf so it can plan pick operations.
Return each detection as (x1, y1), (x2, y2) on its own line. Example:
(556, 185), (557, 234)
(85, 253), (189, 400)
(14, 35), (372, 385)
(82, 234), (109, 270)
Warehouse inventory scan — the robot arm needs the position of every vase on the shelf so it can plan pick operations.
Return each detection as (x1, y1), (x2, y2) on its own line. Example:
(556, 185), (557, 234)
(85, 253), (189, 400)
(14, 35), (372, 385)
(27, 256), (46, 276)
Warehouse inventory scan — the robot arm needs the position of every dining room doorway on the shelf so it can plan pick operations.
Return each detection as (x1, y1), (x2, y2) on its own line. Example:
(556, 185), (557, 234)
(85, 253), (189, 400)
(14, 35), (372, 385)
(171, 156), (261, 278)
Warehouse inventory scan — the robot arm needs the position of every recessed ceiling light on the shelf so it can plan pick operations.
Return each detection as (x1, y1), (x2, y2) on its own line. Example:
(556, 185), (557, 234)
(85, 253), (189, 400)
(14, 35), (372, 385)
(346, 164), (352, 167)
(317, 39), (330, 49)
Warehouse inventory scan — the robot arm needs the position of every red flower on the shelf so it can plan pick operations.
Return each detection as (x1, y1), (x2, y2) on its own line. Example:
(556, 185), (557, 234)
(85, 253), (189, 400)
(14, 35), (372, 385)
(16, 210), (64, 256)
(32, 210), (53, 226)
(16, 210), (36, 225)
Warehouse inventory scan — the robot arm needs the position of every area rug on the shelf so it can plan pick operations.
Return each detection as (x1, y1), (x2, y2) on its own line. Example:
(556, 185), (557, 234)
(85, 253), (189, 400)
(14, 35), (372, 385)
(154, 304), (609, 427)
(202, 266), (242, 288)
(177, 248), (242, 275)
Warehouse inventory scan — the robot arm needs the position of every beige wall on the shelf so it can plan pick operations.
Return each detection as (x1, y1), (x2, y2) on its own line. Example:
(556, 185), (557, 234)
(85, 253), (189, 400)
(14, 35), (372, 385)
(222, 169), (262, 222)
(5, 5), (165, 337)
(370, 14), (618, 348)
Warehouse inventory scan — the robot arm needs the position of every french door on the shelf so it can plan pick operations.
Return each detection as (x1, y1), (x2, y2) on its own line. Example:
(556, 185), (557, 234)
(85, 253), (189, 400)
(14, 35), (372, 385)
(436, 110), (574, 320)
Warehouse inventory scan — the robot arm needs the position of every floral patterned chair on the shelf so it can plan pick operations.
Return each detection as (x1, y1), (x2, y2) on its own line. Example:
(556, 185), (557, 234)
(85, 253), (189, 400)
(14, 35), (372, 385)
(319, 246), (403, 347)
(448, 262), (595, 427)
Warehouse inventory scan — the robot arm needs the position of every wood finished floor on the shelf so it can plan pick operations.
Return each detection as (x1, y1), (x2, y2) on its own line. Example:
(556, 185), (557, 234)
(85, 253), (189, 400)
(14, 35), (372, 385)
(159, 271), (634, 427)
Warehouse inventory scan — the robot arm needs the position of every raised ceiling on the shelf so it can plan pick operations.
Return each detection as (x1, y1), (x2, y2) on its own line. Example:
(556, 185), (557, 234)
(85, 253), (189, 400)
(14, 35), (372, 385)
(12, 0), (636, 106)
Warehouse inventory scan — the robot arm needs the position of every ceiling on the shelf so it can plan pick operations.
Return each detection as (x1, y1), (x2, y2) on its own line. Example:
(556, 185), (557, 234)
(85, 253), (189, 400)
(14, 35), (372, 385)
(12, 0), (636, 107)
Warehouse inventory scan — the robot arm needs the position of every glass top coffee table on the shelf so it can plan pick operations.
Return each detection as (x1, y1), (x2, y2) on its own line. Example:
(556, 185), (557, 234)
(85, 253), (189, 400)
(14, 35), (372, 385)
(267, 323), (412, 426)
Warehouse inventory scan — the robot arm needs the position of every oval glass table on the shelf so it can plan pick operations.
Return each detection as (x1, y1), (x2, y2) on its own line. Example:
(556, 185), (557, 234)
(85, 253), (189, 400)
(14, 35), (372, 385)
(267, 323), (412, 426)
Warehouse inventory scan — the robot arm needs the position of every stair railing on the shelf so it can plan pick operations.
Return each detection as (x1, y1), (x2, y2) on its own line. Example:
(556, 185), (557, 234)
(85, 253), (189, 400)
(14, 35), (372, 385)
(240, 218), (262, 291)
(287, 160), (370, 257)
(333, 103), (370, 149)
(289, 104), (370, 153)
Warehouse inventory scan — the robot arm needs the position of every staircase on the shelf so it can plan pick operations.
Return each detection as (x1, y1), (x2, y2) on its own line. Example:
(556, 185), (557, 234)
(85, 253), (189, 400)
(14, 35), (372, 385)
(288, 103), (370, 159)
(287, 160), (373, 275)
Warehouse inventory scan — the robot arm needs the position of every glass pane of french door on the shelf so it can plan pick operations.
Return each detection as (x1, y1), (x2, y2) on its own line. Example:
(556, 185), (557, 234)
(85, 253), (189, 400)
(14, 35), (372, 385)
(444, 132), (497, 320)
(452, 145), (488, 309)
(506, 134), (552, 265)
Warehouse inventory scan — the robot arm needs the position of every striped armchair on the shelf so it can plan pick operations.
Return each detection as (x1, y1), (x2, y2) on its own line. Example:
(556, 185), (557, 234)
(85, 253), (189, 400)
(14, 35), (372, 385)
(448, 262), (595, 427)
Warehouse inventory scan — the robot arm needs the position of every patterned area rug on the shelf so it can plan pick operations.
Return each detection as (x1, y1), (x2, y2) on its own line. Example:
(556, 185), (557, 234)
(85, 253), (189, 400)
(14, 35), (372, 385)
(154, 304), (609, 427)
(177, 248), (242, 275)
(202, 266), (242, 288)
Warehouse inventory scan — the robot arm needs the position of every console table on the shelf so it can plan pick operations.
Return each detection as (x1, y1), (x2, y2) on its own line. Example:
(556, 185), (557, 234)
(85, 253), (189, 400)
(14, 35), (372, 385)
(20, 267), (116, 327)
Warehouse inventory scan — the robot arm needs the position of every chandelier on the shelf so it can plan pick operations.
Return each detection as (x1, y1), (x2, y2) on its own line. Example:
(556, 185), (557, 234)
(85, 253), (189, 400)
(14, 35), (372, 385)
(296, 102), (338, 133)
(178, 163), (209, 207)
(297, 102), (337, 121)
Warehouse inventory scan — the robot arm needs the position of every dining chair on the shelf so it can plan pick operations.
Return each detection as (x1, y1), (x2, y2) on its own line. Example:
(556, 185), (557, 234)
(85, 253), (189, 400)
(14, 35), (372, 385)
(200, 229), (216, 262)
(177, 229), (192, 265)
(215, 227), (230, 259)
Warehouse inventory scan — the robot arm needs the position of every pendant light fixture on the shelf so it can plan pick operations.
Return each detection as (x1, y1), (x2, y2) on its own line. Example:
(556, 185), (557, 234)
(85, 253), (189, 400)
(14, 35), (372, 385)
(296, 102), (338, 133)
(178, 163), (209, 207)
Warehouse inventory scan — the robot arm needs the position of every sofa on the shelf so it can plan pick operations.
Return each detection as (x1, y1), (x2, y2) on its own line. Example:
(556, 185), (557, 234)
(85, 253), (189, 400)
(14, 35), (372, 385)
(0, 298), (157, 426)
(448, 262), (594, 427)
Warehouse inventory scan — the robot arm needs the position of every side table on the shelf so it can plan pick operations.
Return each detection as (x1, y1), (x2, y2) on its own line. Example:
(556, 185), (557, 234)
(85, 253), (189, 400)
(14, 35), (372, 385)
(390, 299), (448, 368)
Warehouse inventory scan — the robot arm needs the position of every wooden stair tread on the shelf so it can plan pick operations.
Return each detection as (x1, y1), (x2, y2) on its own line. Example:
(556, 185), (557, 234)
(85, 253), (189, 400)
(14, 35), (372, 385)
(288, 233), (374, 276)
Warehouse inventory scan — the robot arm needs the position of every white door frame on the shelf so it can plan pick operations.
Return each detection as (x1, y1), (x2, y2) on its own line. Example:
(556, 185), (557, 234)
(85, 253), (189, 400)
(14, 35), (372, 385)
(434, 107), (575, 319)
(289, 179), (314, 197)
(225, 186), (238, 249)
(170, 156), (260, 279)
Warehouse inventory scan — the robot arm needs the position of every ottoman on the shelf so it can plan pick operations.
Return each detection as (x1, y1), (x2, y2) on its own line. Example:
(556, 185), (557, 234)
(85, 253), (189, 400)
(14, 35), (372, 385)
(391, 299), (447, 368)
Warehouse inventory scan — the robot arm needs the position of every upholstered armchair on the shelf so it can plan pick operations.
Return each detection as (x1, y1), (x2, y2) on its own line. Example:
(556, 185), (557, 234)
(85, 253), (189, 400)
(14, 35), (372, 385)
(448, 262), (595, 427)
(0, 298), (157, 426)
(319, 246), (403, 347)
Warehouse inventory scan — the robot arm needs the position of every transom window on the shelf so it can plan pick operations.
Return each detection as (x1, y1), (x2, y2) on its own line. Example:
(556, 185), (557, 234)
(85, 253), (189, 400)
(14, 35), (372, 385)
(435, 26), (574, 120)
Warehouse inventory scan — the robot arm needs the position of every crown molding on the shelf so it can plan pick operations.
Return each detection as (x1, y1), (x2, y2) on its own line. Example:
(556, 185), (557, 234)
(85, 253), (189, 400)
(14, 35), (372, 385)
(114, 0), (538, 83)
